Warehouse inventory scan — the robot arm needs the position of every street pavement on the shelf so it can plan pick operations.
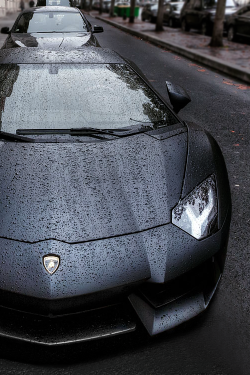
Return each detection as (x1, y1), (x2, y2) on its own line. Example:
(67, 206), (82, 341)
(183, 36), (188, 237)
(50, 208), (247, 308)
(1, 9), (250, 84)
(91, 10), (250, 84)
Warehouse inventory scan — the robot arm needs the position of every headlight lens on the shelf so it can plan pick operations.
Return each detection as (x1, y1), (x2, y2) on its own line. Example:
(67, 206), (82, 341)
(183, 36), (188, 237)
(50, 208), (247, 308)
(172, 175), (217, 240)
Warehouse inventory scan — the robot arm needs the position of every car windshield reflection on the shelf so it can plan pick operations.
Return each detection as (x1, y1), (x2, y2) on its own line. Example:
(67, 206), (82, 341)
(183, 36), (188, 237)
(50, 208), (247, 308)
(0, 63), (178, 135)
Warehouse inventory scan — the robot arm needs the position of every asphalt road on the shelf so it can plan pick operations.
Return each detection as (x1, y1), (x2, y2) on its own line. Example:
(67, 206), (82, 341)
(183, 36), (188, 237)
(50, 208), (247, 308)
(0, 15), (249, 375)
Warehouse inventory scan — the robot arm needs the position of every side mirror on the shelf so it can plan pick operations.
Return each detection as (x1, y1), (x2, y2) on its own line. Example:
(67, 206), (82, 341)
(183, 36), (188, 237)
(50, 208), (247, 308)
(1, 27), (10, 34)
(93, 25), (104, 33)
(166, 81), (191, 113)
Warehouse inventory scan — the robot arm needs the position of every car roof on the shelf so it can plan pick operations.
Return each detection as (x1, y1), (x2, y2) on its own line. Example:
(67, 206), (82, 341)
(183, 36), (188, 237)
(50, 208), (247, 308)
(0, 47), (125, 64)
(20, 6), (79, 13)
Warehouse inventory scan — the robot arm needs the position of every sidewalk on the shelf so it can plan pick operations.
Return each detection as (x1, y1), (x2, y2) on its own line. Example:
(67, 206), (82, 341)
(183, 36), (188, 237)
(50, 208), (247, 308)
(92, 10), (250, 84)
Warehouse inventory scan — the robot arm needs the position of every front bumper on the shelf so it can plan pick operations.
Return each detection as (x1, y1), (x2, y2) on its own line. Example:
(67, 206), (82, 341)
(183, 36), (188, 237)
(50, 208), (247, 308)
(0, 249), (224, 345)
(0, 211), (230, 345)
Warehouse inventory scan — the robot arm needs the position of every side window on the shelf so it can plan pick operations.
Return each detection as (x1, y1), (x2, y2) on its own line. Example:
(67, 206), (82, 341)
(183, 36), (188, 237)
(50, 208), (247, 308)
(204, 0), (215, 9)
(194, 0), (201, 8)
(14, 17), (25, 33)
(237, 6), (248, 15)
(242, 10), (250, 17)
(185, 0), (194, 10)
(14, 14), (33, 33)
(189, 0), (198, 9)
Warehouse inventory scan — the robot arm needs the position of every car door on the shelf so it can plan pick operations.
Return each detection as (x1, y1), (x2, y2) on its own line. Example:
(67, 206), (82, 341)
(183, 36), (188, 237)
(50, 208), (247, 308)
(235, 8), (250, 37)
(187, 0), (202, 28)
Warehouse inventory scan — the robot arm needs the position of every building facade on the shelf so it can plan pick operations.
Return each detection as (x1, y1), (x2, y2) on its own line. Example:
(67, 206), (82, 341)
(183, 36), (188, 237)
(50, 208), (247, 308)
(0, 0), (20, 17)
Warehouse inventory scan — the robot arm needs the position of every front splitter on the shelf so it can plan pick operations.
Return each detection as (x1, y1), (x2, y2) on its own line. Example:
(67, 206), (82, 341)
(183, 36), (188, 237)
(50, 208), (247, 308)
(0, 302), (136, 346)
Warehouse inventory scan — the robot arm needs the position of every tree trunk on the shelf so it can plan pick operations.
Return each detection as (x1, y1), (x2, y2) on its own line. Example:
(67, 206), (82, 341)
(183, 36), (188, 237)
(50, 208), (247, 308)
(89, 0), (92, 11)
(99, 0), (103, 14)
(209, 0), (226, 47)
(155, 0), (164, 32)
(129, 0), (136, 23)
(109, 0), (115, 17)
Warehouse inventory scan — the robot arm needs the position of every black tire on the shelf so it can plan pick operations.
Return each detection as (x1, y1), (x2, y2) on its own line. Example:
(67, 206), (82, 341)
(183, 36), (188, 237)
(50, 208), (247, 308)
(169, 18), (174, 28)
(181, 18), (190, 32)
(227, 25), (237, 42)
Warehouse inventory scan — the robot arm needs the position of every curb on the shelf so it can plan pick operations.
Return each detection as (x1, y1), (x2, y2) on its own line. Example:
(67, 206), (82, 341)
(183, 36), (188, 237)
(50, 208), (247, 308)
(95, 15), (250, 84)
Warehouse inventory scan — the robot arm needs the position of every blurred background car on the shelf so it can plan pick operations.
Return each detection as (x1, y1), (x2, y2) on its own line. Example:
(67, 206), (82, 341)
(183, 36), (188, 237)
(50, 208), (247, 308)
(0, 7), (103, 49)
(92, 0), (111, 11)
(226, 3), (250, 40)
(163, 1), (185, 27)
(141, 3), (163, 22)
(180, 0), (240, 35)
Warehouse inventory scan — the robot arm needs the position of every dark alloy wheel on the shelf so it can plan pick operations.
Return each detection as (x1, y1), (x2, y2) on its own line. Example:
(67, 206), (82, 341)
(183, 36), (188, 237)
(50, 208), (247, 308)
(227, 25), (236, 41)
(181, 18), (190, 31)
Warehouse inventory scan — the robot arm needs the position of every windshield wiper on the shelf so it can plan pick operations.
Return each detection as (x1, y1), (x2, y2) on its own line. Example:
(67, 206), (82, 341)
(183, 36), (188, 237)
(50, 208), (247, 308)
(70, 125), (155, 137)
(0, 131), (34, 143)
(17, 128), (113, 140)
(16, 126), (155, 138)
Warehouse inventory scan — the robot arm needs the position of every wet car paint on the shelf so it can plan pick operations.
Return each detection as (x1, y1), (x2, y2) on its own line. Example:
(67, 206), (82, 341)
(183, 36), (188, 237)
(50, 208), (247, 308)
(0, 47), (231, 344)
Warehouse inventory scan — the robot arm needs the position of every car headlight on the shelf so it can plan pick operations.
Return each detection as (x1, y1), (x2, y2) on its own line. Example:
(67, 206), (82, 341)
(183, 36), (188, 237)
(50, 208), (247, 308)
(172, 175), (217, 240)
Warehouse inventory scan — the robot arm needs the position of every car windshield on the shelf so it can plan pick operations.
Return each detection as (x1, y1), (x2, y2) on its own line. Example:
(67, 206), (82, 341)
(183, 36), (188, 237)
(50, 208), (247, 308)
(13, 12), (87, 33)
(0, 63), (178, 134)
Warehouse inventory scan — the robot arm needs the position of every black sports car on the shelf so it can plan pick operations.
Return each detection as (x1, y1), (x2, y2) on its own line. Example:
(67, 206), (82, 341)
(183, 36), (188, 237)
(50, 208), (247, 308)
(0, 47), (231, 345)
(0, 7), (103, 49)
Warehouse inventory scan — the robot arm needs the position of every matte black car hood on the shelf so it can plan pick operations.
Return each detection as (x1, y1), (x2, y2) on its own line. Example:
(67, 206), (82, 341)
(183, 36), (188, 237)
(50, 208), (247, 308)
(0, 131), (187, 243)
(3, 32), (98, 49)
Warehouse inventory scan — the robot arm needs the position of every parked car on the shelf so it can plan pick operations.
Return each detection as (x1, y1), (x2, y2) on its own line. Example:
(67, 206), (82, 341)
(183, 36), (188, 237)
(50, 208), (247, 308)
(92, 0), (101, 9)
(180, 0), (239, 35)
(163, 1), (185, 27)
(92, 0), (111, 11)
(0, 46), (231, 345)
(226, 4), (250, 41)
(0, 7), (103, 49)
(103, 0), (111, 12)
(141, 3), (163, 22)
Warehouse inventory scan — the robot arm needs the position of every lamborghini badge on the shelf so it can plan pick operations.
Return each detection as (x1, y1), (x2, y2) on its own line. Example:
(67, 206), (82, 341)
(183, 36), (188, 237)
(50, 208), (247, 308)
(43, 255), (60, 275)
